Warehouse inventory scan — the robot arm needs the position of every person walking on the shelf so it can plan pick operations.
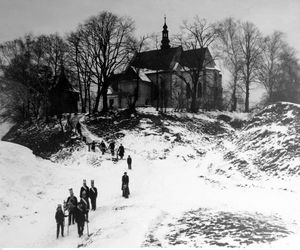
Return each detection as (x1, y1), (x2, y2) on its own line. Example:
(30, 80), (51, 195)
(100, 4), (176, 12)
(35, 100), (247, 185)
(109, 141), (115, 157)
(55, 204), (67, 239)
(121, 172), (130, 198)
(100, 140), (106, 155)
(80, 179), (90, 199)
(66, 188), (78, 225)
(127, 155), (132, 170)
(79, 190), (90, 221)
(118, 144), (125, 159)
(89, 180), (98, 211)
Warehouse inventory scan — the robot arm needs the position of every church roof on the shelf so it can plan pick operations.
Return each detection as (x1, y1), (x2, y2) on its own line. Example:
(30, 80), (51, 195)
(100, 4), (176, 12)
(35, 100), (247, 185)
(130, 46), (213, 71)
(131, 46), (182, 71)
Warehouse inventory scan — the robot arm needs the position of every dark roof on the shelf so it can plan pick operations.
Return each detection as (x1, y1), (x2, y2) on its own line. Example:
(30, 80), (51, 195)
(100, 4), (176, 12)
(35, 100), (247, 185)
(110, 67), (138, 82)
(130, 46), (214, 71)
(180, 48), (207, 69)
(131, 46), (182, 71)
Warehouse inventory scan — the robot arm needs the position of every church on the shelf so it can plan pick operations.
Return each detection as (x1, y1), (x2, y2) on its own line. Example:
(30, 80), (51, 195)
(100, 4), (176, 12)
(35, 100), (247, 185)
(110, 18), (223, 111)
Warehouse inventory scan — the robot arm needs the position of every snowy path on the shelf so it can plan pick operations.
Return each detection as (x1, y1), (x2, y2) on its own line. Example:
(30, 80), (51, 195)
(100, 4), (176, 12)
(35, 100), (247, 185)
(1, 114), (300, 248)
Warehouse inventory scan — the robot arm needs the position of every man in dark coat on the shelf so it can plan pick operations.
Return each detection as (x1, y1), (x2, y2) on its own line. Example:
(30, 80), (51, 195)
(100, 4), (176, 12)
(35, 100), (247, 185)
(76, 202), (86, 237)
(89, 180), (98, 211)
(66, 188), (78, 225)
(80, 179), (90, 199)
(109, 141), (115, 156)
(118, 144), (125, 159)
(79, 190), (90, 221)
(100, 141), (106, 155)
(127, 155), (132, 170)
(121, 172), (130, 198)
(55, 204), (67, 239)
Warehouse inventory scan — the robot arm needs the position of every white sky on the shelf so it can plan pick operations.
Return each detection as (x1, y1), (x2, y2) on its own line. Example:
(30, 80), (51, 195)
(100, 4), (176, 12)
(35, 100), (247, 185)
(0, 0), (299, 107)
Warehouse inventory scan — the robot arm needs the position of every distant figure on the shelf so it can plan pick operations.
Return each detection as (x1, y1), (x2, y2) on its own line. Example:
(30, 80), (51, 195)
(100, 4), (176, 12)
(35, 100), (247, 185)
(66, 188), (78, 225)
(89, 180), (98, 211)
(76, 122), (82, 137)
(76, 202), (86, 237)
(109, 141), (115, 157)
(121, 172), (130, 198)
(91, 141), (96, 152)
(55, 204), (67, 239)
(100, 140), (107, 155)
(127, 155), (132, 170)
(118, 144), (125, 159)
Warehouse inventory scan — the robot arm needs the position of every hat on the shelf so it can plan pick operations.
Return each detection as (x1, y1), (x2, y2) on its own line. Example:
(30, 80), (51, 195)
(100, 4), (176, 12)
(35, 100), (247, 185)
(69, 188), (73, 191)
(83, 179), (86, 183)
(91, 180), (94, 183)
(124, 172), (127, 174)
(57, 204), (62, 208)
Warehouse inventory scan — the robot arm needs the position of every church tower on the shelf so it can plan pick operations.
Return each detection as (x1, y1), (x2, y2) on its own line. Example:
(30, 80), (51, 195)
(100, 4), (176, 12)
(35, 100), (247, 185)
(161, 16), (171, 50)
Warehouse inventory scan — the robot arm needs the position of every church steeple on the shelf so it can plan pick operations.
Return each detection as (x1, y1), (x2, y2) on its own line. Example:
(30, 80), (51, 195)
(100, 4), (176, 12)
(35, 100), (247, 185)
(161, 15), (171, 50)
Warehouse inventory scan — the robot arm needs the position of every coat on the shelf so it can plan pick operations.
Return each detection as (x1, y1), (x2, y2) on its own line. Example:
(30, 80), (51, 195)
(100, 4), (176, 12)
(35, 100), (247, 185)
(66, 195), (78, 212)
(76, 206), (86, 223)
(118, 146), (124, 156)
(127, 157), (132, 165)
(80, 197), (90, 211)
(89, 186), (98, 199)
(80, 185), (90, 198)
(122, 175), (129, 190)
(55, 209), (66, 224)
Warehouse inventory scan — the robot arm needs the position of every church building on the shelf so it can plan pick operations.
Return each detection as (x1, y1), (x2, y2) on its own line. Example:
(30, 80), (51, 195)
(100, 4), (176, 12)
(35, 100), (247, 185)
(110, 18), (223, 111)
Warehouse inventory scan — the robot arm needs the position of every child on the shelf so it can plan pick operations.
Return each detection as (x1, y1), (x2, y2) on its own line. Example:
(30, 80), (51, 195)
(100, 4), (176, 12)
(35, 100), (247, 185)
(55, 204), (67, 239)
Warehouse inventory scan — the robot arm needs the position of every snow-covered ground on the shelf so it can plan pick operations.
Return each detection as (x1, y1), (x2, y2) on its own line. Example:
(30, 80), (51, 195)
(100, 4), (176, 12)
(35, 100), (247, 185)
(1, 104), (300, 248)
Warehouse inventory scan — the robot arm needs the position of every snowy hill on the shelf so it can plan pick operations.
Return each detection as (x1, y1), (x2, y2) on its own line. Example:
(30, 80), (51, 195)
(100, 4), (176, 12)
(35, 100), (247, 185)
(1, 104), (300, 248)
(225, 102), (300, 179)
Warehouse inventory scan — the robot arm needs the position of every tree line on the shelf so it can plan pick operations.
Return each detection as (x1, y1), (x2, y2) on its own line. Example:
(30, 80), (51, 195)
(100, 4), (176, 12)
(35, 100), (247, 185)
(0, 11), (299, 122)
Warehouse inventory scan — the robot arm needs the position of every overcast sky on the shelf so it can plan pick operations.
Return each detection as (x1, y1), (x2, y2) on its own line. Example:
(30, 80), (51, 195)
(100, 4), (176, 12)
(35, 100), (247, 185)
(0, 0), (299, 107)
(0, 0), (299, 53)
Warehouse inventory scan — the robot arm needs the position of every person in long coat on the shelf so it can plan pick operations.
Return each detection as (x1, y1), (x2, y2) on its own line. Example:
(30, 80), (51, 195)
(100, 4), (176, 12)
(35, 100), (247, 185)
(127, 155), (132, 170)
(89, 180), (98, 211)
(109, 141), (115, 156)
(118, 144), (125, 159)
(66, 188), (78, 225)
(121, 172), (130, 198)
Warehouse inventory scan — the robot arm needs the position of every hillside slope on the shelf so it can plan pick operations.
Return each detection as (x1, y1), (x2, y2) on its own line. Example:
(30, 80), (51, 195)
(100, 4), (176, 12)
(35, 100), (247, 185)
(225, 102), (300, 179)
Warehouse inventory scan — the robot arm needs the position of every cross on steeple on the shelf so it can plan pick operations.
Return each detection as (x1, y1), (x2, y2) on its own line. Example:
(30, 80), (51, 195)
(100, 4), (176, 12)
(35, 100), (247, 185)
(161, 15), (170, 50)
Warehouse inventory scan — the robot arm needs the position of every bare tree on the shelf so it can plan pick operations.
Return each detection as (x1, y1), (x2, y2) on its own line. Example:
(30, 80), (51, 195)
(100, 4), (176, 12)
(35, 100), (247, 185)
(238, 21), (263, 112)
(174, 17), (220, 113)
(216, 18), (243, 111)
(258, 31), (285, 103)
(78, 11), (135, 113)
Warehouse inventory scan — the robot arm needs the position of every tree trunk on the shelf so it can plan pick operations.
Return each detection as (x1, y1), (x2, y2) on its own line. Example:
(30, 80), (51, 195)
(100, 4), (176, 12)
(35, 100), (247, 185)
(231, 76), (238, 111)
(102, 84), (109, 113)
(245, 80), (250, 112)
(93, 82), (102, 113)
(130, 76), (139, 111)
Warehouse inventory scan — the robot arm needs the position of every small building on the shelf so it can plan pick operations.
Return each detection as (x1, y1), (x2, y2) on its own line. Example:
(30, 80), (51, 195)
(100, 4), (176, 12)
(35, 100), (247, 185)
(49, 67), (79, 115)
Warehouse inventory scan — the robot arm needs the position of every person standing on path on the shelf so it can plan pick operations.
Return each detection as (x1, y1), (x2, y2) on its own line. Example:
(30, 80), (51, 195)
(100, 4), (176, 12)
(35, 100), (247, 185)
(121, 172), (130, 198)
(127, 155), (132, 170)
(89, 180), (98, 211)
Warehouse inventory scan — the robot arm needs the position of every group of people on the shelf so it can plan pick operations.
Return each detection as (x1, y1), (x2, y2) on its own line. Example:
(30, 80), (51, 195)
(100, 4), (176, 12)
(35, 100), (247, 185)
(88, 140), (132, 169)
(55, 179), (98, 239)
(55, 172), (131, 239)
